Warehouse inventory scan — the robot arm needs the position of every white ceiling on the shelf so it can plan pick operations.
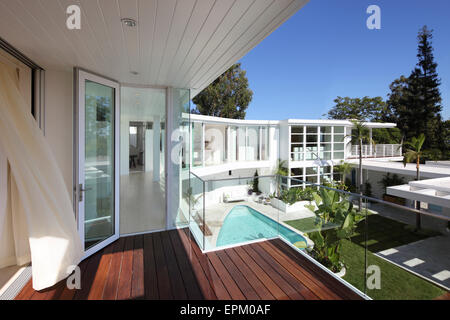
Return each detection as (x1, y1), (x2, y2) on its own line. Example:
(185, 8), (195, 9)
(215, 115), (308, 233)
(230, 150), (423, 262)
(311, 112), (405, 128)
(0, 0), (308, 96)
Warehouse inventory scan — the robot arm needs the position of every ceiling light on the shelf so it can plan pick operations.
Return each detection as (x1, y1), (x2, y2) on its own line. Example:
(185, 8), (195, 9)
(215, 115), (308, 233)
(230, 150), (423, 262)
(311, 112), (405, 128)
(121, 18), (137, 27)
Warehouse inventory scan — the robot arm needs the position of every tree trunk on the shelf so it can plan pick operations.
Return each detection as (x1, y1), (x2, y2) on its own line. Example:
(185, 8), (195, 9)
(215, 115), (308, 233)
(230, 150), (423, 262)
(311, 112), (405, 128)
(415, 156), (421, 230)
(359, 138), (363, 211)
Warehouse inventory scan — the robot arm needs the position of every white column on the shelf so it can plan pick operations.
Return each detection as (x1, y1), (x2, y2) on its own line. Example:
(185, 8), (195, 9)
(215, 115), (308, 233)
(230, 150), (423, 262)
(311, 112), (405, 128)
(201, 123), (205, 167)
(153, 116), (160, 182)
(369, 127), (373, 156)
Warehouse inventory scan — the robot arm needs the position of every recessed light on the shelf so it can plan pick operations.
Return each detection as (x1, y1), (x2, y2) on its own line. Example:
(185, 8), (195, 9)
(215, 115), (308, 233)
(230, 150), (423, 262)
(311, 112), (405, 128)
(121, 18), (137, 27)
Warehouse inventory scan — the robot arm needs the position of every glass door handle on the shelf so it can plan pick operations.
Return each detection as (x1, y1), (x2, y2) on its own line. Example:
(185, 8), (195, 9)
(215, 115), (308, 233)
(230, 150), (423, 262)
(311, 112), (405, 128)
(78, 184), (92, 202)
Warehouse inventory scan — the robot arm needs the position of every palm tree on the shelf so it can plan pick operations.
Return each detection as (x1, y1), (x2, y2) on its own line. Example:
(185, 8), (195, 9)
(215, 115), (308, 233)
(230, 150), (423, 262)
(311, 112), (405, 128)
(349, 120), (375, 210)
(275, 159), (288, 176)
(403, 133), (426, 230)
(275, 159), (288, 197)
(334, 160), (352, 184)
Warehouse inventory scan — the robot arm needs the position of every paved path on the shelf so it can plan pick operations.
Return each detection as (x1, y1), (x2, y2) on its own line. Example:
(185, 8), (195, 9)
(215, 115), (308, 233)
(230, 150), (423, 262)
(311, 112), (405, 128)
(377, 235), (450, 290)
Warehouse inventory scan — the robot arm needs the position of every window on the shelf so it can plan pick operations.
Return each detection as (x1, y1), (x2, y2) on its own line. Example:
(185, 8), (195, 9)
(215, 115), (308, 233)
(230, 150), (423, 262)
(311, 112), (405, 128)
(0, 39), (44, 129)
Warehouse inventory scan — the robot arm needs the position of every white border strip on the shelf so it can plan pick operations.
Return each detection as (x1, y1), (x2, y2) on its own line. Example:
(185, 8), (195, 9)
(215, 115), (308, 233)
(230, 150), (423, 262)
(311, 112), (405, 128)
(0, 265), (32, 300)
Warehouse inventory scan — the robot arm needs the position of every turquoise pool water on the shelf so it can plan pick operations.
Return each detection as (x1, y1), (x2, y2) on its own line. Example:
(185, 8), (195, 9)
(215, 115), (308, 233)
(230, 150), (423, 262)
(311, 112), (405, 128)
(216, 205), (307, 248)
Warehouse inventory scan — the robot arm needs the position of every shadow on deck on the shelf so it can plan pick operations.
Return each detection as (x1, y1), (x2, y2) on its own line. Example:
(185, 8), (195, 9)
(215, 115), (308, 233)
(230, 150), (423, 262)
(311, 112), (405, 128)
(15, 228), (362, 300)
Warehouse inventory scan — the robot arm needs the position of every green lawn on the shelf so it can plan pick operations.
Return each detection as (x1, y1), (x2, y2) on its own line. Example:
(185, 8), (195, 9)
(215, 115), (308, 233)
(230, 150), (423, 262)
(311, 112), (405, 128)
(285, 214), (446, 300)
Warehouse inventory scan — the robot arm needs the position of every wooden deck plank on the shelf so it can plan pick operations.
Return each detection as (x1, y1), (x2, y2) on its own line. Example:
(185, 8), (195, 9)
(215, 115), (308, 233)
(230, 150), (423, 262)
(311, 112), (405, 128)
(233, 246), (289, 300)
(58, 259), (89, 300)
(116, 236), (134, 300)
(143, 233), (159, 299)
(160, 231), (188, 299)
(241, 244), (305, 300)
(131, 235), (145, 300)
(174, 229), (217, 300)
(215, 250), (260, 300)
(73, 248), (105, 300)
(167, 230), (203, 300)
(14, 228), (363, 301)
(87, 242), (114, 300)
(260, 240), (342, 300)
(270, 239), (362, 300)
(207, 251), (246, 300)
(152, 232), (173, 299)
(180, 229), (230, 300)
(252, 242), (320, 300)
(102, 237), (126, 300)
(225, 248), (275, 300)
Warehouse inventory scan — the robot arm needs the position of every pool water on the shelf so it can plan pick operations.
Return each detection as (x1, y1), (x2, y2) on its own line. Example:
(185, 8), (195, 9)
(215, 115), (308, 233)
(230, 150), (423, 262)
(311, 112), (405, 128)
(216, 205), (307, 248)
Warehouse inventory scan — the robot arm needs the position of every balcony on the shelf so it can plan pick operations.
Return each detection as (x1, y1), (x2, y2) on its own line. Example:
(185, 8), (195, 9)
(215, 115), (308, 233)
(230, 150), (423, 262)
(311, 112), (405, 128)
(349, 144), (402, 159)
(188, 173), (449, 300)
(15, 228), (361, 300)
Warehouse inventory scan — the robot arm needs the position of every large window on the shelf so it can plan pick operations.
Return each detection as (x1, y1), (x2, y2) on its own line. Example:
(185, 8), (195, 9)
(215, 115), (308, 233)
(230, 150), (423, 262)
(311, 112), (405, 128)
(192, 122), (203, 167)
(246, 127), (259, 161)
(290, 126), (304, 161)
(333, 126), (345, 160)
(260, 126), (269, 160)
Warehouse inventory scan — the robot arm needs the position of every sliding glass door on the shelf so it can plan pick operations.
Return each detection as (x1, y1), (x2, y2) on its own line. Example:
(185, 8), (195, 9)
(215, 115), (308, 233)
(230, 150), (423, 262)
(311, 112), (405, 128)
(76, 69), (120, 257)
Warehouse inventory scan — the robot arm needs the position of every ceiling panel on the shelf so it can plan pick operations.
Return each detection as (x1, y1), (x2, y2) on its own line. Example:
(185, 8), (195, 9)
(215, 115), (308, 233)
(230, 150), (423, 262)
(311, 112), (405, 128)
(0, 0), (308, 95)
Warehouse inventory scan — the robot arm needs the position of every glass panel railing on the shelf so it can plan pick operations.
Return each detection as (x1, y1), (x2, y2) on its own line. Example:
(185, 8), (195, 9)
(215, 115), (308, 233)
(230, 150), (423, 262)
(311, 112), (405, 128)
(188, 172), (205, 250)
(283, 177), (369, 297)
(187, 172), (449, 300)
(363, 198), (448, 300)
(202, 175), (281, 251)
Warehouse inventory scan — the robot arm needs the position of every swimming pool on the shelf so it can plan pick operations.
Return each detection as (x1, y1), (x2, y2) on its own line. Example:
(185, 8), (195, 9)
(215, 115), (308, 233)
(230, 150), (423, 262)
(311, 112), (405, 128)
(216, 205), (307, 248)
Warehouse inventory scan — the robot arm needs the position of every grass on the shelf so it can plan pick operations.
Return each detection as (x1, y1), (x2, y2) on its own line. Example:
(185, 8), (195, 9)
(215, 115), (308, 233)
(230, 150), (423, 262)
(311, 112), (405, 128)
(285, 214), (446, 300)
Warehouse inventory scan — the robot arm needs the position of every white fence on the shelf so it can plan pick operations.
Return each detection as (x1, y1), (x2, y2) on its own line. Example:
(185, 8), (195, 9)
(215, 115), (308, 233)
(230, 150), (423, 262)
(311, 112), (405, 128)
(350, 144), (402, 158)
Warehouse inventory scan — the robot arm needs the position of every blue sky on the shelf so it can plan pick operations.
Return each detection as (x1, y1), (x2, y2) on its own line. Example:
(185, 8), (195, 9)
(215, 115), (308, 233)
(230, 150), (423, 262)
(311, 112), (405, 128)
(240, 0), (450, 121)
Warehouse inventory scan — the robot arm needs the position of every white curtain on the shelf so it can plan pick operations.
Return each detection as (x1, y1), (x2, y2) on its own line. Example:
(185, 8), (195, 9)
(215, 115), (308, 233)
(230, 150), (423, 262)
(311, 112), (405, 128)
(0, 61), (83, 291)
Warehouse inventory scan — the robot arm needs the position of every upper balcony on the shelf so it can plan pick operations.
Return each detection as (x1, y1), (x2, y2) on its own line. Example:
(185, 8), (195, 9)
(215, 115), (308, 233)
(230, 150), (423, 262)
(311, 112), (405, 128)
(348, 144), (402, 159)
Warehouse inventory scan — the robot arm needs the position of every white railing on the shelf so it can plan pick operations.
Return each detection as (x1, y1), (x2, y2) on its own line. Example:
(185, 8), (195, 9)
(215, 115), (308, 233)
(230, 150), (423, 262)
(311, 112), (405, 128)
(350, 144), (402, 158)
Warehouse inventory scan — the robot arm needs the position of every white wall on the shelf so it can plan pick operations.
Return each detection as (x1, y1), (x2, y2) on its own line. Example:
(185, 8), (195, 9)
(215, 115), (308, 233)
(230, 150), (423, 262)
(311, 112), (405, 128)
(44, 69), (73, 199)
(365, 169), (415, 199)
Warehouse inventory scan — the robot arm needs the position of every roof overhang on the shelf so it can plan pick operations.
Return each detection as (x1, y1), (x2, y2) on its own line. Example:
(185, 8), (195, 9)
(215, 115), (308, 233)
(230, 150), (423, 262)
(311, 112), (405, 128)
(387, 177), (450, 211)
(0, 0), (309, 96)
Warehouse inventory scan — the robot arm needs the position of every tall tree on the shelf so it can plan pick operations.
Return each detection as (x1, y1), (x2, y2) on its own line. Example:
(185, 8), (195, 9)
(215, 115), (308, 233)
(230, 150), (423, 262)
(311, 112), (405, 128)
(348, 120), (374, 211)
(326, 96), (389, 122)
(192, 63), (253, 119)
(388, 26), (443, 149)
(403, 133), (426, 230)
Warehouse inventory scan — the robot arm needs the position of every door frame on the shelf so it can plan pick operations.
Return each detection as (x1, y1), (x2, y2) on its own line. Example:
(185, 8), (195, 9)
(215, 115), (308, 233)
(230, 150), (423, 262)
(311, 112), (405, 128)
(74, 68), (120, 259)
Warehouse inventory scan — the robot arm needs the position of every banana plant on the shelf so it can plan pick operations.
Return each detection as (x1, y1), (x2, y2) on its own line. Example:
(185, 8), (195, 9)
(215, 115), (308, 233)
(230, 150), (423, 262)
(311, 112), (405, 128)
(304, 188), (366, 273)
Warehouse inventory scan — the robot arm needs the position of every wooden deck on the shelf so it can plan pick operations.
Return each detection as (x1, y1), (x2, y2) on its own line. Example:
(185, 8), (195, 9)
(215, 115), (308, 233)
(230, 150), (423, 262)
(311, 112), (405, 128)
(15, 229), (362, 300)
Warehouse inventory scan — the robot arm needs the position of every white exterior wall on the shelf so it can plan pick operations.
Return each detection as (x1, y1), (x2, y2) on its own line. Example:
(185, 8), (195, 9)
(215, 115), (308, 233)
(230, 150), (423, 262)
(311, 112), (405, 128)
(44, 70), (73, 199)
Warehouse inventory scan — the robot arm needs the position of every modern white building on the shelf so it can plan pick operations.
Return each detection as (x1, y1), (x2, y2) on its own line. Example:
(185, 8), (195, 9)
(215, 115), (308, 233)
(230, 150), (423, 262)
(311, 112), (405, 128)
(1, 0), (447, 301)
(189, 114), (400, 187)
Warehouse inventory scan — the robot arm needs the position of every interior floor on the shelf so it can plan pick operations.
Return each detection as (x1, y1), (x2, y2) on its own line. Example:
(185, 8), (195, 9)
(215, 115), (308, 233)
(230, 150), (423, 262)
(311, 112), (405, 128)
(120, 171), (165, 235)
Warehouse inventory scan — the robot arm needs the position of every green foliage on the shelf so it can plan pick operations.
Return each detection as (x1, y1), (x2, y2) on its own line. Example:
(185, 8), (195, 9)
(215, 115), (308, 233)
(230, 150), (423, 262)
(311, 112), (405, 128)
(402, 133), (427, 181)
(364, 181), (372, 198)
(275, 159), (288, 176)
(372, 127), (402, 144)
(251, 170), (260, 194)
(279, 186), (315, 205)
(304, 189), (366, 273)
(183, 187), (203, 209)
(326, 96), (390, 122)
(333, 161), (352, 183)
(387, 26), (444, 151)
(378, 173), (406, 194)
(192, 63), (253, 119)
